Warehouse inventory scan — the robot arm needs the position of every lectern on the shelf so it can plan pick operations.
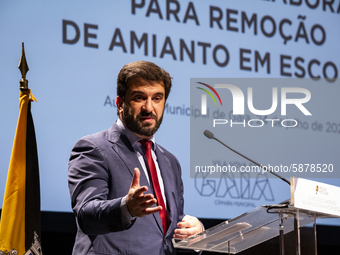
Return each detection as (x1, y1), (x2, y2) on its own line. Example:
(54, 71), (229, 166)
(173, 177), (340, 254)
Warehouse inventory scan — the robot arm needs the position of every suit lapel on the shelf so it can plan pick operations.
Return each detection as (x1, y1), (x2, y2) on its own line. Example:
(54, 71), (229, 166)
(140, 153), (164, 235)
(108, 123), (150, 190)
(112, 137), (165, 234)
(155, 145), (176, 238)
(108, 122), (174, 236)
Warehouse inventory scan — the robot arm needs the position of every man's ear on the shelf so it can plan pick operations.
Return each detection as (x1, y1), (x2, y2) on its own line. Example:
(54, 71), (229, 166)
(116, 96), (124, 114)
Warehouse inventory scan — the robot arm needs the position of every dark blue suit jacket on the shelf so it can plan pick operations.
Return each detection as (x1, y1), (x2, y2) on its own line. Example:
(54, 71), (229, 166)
(68, 122), (185, 255)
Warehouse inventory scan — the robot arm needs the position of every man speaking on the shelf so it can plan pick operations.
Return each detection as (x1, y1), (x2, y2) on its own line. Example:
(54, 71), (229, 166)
(68, 61), (202, 254)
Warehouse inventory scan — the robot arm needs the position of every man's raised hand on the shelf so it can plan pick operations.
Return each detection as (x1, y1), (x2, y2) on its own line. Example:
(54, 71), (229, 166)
(126, 168), (162, 217)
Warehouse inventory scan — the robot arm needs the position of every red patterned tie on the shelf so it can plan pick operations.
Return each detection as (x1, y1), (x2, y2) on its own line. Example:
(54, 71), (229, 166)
(139, 140), (168, 235)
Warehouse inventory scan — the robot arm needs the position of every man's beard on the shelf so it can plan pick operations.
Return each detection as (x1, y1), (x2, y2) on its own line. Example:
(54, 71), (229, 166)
(122, 104), (164, 137)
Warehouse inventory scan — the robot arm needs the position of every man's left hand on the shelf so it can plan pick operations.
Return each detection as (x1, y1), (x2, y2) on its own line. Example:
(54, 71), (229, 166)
(173, 215), (203, 240)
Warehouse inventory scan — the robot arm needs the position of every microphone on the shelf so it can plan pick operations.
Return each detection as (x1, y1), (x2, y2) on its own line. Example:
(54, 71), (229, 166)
(203, 130), (214, 139)
(203, 130), (290, 186)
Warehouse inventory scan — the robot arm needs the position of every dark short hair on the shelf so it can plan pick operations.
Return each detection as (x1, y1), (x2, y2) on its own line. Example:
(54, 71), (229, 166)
(117, 61), (172, 101)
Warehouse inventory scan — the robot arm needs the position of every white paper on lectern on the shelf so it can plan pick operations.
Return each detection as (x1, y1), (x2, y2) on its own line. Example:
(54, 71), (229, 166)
(291, 177), (340, 217)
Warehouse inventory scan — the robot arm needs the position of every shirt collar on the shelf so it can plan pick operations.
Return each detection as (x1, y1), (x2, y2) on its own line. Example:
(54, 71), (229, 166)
(117, 118), (156, 151)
